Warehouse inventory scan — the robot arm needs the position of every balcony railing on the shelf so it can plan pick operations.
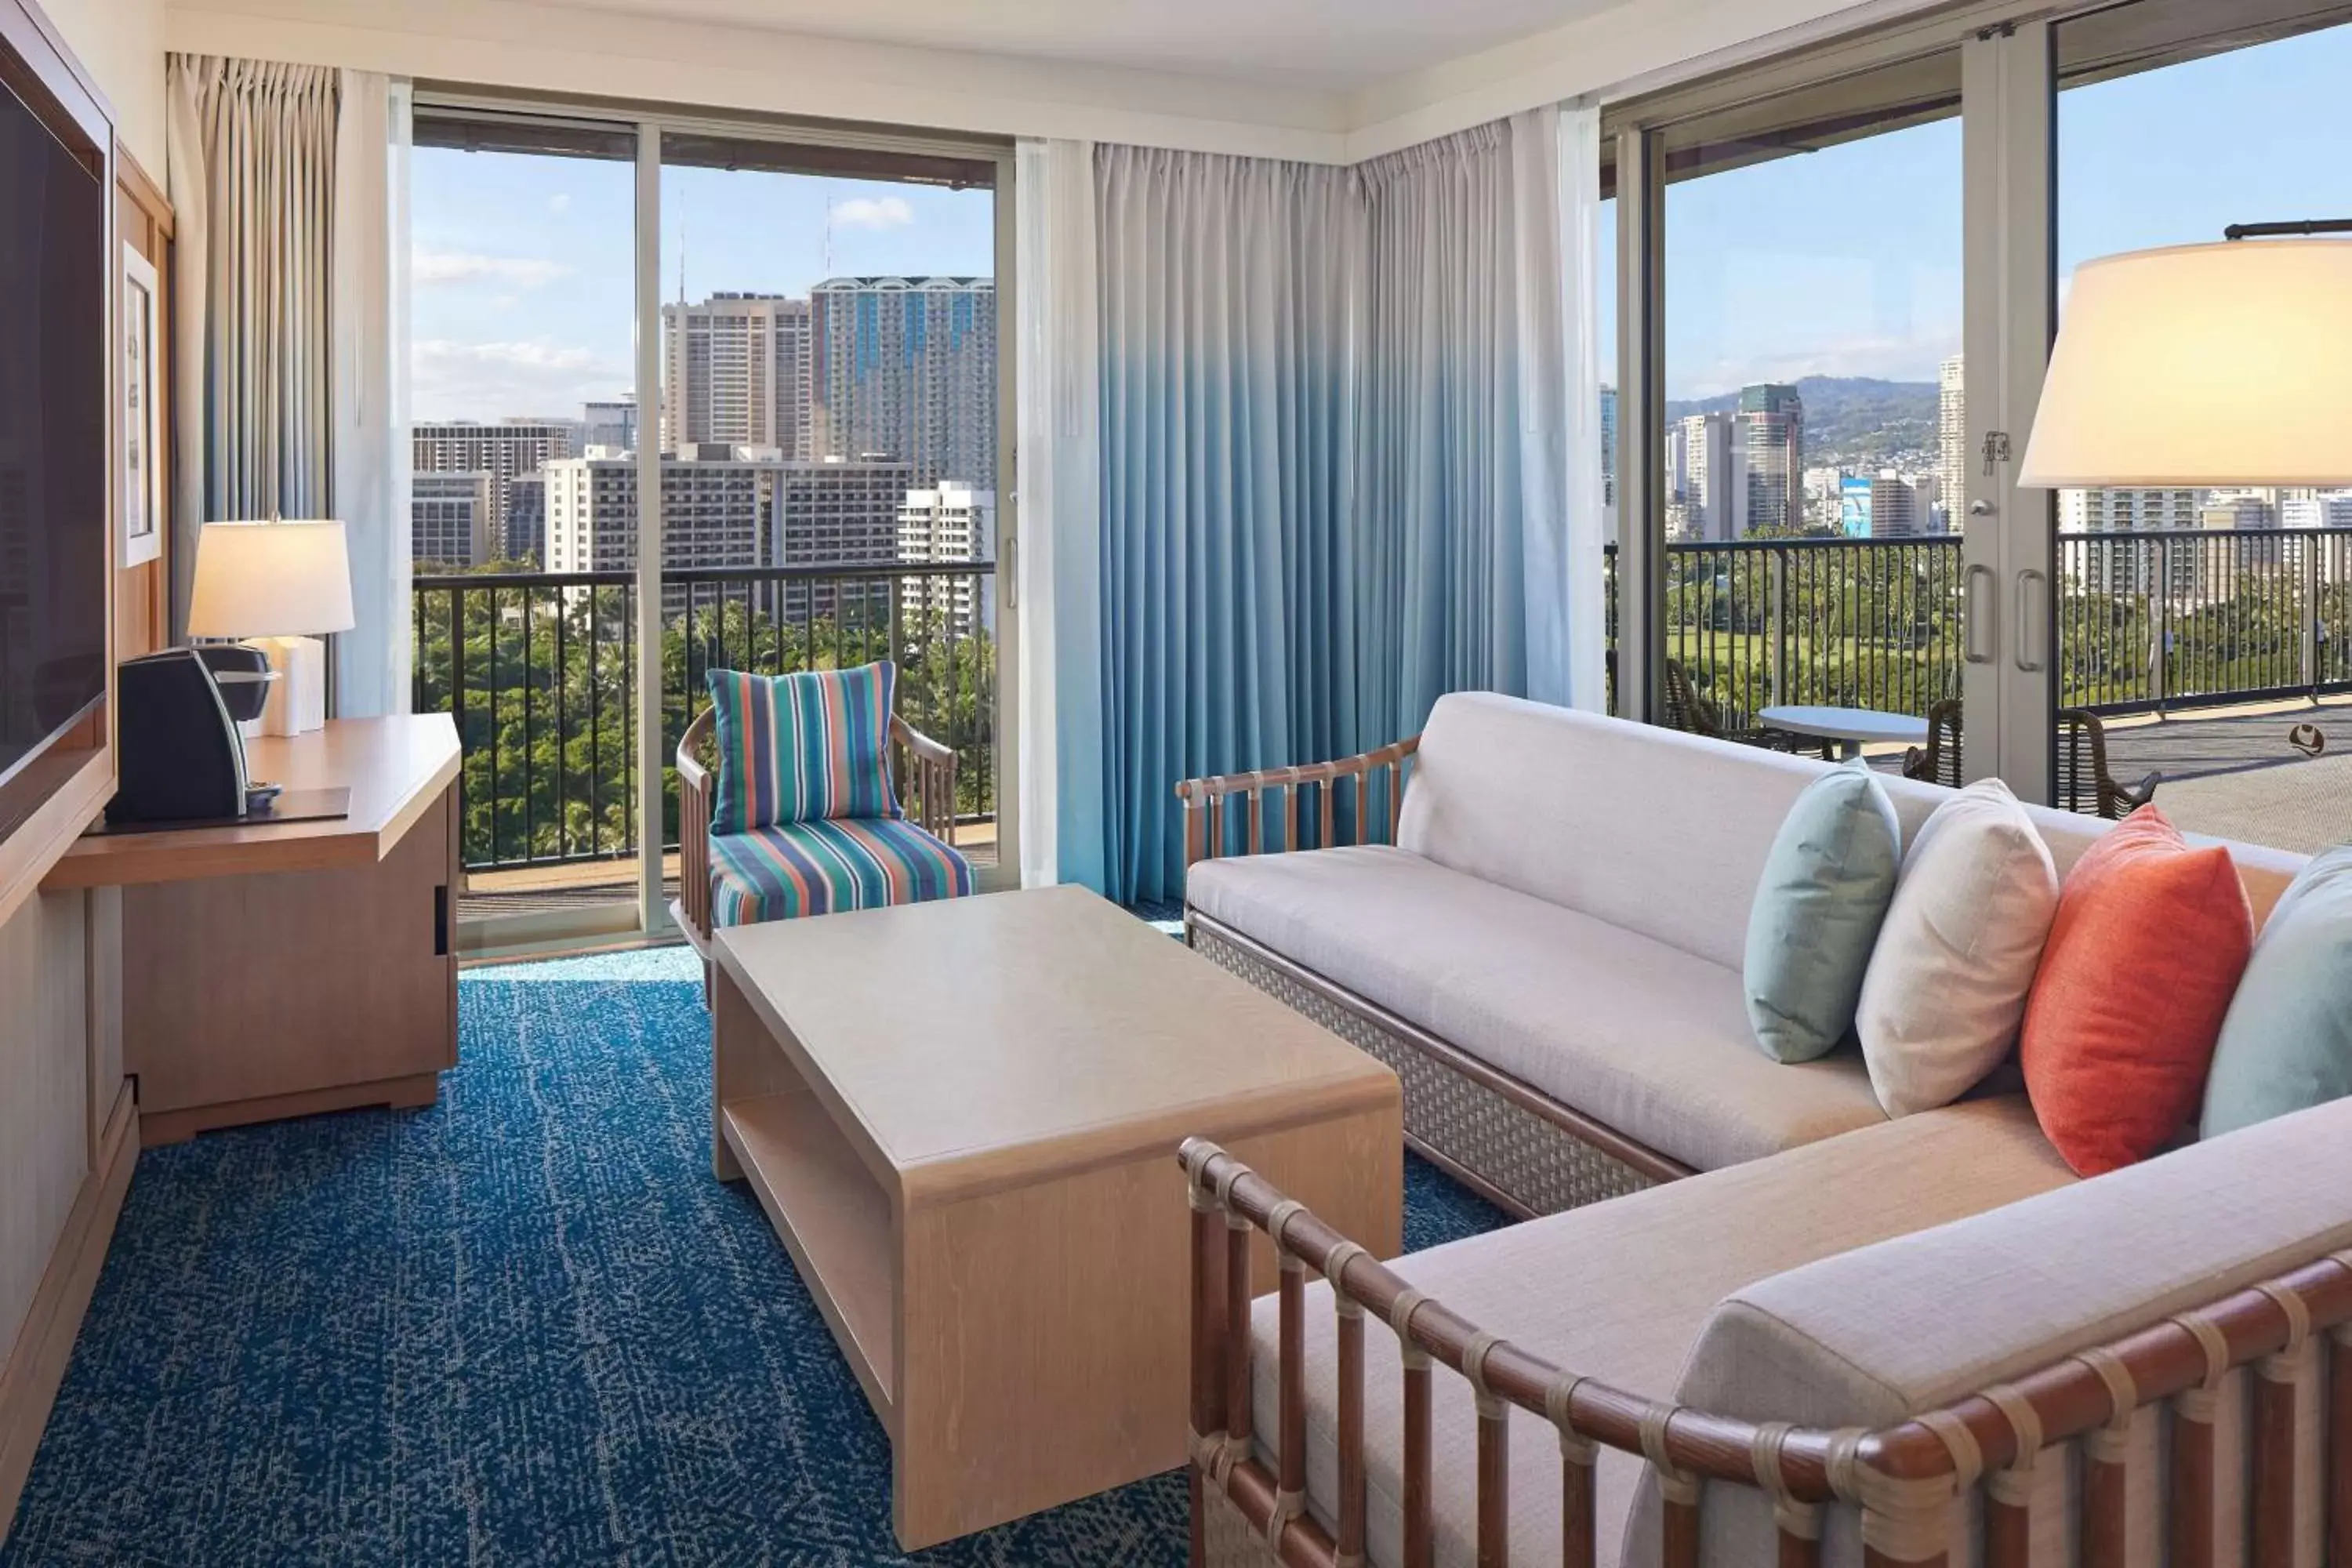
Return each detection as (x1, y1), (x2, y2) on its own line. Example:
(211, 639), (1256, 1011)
(412, 561), (997, 876)
(1611, 526), (2352, 729)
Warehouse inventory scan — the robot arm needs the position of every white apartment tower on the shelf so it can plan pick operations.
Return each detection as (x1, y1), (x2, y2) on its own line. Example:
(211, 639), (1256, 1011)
(809, 278), (996, 489)
(1938, 355), (1965, 531)
(411, 472), (493, 567)
(662, 294), (813, 457)
(898, 483), (995, 634)
(1664, 412), (1748, 542)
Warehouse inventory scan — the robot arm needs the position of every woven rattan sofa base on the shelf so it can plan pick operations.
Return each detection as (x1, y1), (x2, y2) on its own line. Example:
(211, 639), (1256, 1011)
(1201, 1480), (1283, 1568)
(1185, 911), (1690, 1218)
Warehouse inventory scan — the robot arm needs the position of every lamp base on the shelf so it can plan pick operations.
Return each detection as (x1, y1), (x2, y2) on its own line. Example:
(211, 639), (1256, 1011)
(244, 636), (327, 736)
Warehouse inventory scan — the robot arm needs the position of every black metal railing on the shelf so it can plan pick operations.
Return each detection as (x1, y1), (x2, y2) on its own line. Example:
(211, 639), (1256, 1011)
(1606, 526), (2352, 728)
(412, 561), (997, 874)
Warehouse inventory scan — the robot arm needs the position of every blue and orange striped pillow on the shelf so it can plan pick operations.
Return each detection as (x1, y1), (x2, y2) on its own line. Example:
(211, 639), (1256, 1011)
(706, 663), (902, 832)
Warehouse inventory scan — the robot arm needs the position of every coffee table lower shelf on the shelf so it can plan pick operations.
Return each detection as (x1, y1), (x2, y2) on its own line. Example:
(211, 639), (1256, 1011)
(721, 1093), (897, 1420)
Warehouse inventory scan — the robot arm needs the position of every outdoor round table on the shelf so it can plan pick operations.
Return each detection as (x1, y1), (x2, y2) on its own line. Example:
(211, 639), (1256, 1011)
(1758, 705), (1929, 761)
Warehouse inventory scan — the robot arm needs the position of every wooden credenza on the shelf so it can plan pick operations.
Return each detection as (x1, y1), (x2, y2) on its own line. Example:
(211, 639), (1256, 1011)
(44, 716), (463, 1145)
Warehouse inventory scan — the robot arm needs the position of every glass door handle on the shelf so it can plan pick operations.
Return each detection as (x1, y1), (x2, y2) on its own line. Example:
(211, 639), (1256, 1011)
(2014, 569), (2047, 674)
(1965, 564), (1998, 665)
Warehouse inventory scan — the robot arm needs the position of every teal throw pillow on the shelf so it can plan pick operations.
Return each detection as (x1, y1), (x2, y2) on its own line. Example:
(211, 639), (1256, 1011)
(1744, 764), (1903, 1064)
(2200, 844), (2352, 1139)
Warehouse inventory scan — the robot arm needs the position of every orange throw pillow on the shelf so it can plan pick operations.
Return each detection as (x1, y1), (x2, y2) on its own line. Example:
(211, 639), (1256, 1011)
(2021, 805), (2253, 1176)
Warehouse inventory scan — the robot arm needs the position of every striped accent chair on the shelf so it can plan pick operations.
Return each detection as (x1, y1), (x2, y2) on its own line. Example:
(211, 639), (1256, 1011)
(674, 663), (974, 956)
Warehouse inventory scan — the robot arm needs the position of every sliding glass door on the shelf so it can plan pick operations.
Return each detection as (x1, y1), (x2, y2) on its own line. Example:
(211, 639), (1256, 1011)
(408, 105), (1017, 952)
(2045, 8), (2352, 851)
(1610, 0), (2352, 822)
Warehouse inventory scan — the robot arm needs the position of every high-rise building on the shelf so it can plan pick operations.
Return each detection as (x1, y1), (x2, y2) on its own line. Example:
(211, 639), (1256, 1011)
(583, 397), (637, 453)
(504, 472), (546, 564)
(412, 472), (492, 567)
(412, 419), (575, 564)
(1665, 411), (1747, 541)
(809, 277), (996, 489)
(1868, 474), (1933, 539)
(543, 449), (909, 616)
(1599, 386), (1618, 541)
(661, 294), (812, 456)
(1938, 354), (1966, 531)
(2282, 492), (2352, 529)
(898, 482), (995, 634)
(1738, 384), (1804, 535)
(2063, 487), (2206, 596)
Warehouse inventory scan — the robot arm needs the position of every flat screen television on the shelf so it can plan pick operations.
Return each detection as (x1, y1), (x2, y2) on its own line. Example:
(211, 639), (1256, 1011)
(0, 64), (106, 793)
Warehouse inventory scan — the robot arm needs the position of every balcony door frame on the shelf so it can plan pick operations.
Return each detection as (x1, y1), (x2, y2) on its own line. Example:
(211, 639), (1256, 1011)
(413, 91), (1022, 949)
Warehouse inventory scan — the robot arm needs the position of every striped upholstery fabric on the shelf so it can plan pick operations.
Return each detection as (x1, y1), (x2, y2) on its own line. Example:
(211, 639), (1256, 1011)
(709, 818), (974, 927)
(706, 663), (901, 833)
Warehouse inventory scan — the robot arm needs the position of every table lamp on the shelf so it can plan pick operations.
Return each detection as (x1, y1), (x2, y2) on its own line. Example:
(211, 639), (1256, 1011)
(2018, 234), (2352, 489)
(186, 519), (356, 737)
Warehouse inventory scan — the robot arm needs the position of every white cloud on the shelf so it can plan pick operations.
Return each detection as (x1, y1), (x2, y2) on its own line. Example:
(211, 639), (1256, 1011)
(547, 193), (572, 215)
(412, 337), (628, 423)
(832, 196), (914, 232)
(413, 249), (572, 288)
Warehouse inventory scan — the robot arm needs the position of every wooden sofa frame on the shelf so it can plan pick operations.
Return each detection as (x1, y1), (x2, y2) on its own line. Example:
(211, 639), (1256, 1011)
(1176, 739), (1695, 1218)
(1180, 1140), (2352, 1568)
(673, 705), (960, 953)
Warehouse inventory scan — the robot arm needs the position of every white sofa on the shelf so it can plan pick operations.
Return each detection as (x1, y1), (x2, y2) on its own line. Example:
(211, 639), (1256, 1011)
(1177, 693), (2345, 1567)
(1184, 692), (2302, 1207)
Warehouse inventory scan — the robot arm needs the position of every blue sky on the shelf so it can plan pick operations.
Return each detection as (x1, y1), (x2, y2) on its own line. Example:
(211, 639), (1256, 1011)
(1650, 19), (2352, 400)
(410, 151), (993, 421)
(413, 20), (2351, 418)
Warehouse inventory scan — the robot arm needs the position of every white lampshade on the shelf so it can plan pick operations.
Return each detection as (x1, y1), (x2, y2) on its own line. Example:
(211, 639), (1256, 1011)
(187, 520), (357, 638)
(2017, 240), (2352, 488)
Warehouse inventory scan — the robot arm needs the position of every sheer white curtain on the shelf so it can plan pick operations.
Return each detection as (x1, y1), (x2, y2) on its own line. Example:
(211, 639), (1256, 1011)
(331, 71), (411, 716)
(1013, 137), (1101, 889)
(1561, 103), (1609, 716)
(166, 56), (408, 713)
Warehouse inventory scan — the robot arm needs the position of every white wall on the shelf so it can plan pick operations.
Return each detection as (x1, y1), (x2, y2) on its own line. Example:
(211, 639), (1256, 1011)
(1346, 0), (1944, 160)
(45, 0), (168, 173)
(165, 0), (1352, 162)
(160, 0), (1951, 164)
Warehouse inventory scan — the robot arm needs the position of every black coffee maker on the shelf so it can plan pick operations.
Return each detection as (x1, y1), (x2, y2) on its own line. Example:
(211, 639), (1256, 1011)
(107, 647), (279, 826)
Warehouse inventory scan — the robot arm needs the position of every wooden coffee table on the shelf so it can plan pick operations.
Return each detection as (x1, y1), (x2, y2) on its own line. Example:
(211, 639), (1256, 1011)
(710, 884), (1401, 1549)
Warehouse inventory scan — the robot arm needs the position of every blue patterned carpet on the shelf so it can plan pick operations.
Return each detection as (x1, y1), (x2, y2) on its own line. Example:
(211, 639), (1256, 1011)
(2, 946), (1506, 1566)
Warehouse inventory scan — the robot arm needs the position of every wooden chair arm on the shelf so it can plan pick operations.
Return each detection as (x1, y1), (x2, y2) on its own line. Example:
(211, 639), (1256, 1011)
(677, 708), (715, 944)
(891, 714), (959, 844)
(1180, 1142), (2352, 1568)
(1174, 735), (1421, 869)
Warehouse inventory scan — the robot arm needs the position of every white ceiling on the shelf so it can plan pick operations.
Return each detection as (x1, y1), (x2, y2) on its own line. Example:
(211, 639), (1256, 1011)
(550, 0), (1626, 90)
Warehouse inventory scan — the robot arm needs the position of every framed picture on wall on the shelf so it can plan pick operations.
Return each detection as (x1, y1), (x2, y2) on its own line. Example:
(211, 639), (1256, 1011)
(120, 244), (164, 568)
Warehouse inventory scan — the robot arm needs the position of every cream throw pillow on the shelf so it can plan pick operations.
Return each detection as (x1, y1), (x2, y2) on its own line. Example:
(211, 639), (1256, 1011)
(1857, 778), (2060, 1117)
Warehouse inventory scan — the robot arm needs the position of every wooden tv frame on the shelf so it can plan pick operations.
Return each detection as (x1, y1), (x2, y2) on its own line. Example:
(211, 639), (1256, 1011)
(0, 0), (117, 931)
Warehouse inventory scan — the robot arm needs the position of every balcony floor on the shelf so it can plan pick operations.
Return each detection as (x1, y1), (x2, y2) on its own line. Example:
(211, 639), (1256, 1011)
(1857, 695), (2352, 855)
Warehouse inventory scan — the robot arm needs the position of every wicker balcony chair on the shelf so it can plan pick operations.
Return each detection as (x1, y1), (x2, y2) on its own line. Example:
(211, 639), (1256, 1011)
(1661, 658), (1835, 760)
(1902, 699), (2158, 818)
(673, 671), (971, 973)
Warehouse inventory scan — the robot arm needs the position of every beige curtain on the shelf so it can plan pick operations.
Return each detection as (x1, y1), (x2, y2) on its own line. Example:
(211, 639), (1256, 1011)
(165, 56), (408, 713)
(165, 56), (337, 638)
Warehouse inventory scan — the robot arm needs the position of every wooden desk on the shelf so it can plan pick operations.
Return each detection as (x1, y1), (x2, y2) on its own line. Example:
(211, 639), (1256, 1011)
(45, 717), (463, 1145)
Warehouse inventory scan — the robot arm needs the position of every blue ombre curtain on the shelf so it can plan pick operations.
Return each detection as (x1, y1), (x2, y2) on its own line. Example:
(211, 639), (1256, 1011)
(1356, 108), (1576, 739)
(1091, 145), (1366, 905)
(1065, 113), (1590, 904)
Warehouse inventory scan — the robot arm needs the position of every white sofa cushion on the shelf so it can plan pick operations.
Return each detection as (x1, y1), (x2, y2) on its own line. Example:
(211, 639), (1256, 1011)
(1247, 1098), (2074, 1568)
(1638, 1094), (2352, 1566)
(1187, 844), (1889, 1171)
(1392, 695), (2304, 973)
